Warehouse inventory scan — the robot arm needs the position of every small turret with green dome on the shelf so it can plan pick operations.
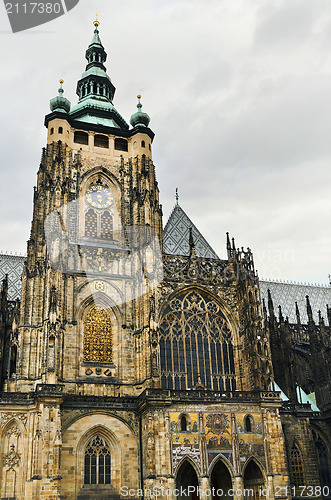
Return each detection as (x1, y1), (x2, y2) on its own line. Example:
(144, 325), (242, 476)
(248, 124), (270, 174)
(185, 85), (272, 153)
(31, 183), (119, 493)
(50, 79), (71, 114)
(130, 95), (151, 128)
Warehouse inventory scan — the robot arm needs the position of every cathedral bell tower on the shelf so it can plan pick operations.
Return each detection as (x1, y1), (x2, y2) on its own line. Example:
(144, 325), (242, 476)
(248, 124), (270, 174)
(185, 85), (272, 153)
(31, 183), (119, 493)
(15, 21), (163, 396)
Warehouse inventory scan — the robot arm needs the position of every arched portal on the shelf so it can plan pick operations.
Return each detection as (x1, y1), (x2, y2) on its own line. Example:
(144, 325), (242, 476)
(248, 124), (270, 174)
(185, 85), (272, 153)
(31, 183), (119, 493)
(211, 460), (233, 499)
(176, 460), (199, 500)
(243, 460), (265, 500)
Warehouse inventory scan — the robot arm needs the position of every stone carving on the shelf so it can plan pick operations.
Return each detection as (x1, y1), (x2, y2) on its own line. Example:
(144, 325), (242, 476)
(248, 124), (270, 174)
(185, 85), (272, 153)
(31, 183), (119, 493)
(0, 413), (27, 427)
(5, 423), (21, 438)
(173, 442), (201, 473)
(3, 444), (20, 470)
(163, 254), (228, 285)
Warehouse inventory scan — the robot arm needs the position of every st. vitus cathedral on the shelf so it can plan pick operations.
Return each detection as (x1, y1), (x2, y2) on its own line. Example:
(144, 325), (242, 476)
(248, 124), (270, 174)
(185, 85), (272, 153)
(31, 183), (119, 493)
(0, 21), (330, 500)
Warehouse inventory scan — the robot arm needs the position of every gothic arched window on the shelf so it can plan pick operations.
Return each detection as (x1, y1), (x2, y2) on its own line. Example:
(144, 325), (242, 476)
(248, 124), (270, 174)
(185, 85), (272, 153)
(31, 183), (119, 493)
(244, 415), (254, 433)
(83, 307), (112, 364)
(159, 290), (236, 391)
(85, 209), (97, 238)
(180, 416), (187, 432)
(84, 181), (115, 240)
(84, 436), (111, 485)
(312, 429), (331, 490)
(291, 443), (305, 488)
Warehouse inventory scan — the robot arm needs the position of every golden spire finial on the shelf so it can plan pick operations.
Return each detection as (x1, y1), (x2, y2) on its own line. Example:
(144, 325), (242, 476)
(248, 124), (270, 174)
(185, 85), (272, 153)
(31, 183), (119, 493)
(94, 12), (100, 27)
(137, 94), (141, 99)
(59, 79), (64, 85)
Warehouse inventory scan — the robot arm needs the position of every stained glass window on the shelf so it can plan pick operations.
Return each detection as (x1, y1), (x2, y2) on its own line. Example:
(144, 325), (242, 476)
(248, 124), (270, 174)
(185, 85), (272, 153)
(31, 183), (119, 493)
(83, 307), (112, 363)
(159, 290), (236, 390)
(84, 436), (111, 485)
(85, 209), (97, 238)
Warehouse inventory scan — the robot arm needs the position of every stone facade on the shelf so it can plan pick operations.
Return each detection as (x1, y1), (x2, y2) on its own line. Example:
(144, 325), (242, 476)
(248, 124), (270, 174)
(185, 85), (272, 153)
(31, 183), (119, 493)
(0, 21), (330, 500)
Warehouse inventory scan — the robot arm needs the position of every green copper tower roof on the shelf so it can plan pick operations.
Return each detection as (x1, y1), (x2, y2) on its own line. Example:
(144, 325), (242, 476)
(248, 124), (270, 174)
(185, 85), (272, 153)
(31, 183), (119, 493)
(130, 95), (151, 128)
(49, 79), (71, 114)
(69, 20), (129, 130)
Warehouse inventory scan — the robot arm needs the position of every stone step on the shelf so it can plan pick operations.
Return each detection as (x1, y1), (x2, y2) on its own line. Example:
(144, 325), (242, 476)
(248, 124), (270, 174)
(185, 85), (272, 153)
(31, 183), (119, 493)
(77, 484), (121, 500)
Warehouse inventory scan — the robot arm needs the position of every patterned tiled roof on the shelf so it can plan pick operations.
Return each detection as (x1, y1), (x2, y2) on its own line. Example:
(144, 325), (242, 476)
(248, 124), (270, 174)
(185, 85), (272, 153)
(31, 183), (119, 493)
(260, 280), (331, 324)
(0, 254), (25, 300)
(163, 205), (219, 259)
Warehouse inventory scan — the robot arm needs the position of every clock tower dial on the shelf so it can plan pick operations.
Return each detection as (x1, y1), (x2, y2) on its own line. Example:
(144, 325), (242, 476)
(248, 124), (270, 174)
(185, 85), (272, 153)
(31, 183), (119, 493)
(85, 185), (113, 209)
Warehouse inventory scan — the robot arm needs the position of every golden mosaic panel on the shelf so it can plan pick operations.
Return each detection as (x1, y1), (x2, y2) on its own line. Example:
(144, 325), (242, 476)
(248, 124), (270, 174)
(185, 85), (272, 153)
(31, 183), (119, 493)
(83, 306), (112, 363)
(205, 412), (232, 451)
(236, 413), (264, 464)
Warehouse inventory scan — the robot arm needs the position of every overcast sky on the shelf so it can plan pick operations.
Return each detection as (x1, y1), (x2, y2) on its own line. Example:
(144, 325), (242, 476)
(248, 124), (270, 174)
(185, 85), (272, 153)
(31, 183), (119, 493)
(0, 0), (330, 285)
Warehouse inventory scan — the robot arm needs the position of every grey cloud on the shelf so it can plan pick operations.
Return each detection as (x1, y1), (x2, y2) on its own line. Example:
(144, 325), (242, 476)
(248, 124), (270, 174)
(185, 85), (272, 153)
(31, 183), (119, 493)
(0, 0), (330, 284)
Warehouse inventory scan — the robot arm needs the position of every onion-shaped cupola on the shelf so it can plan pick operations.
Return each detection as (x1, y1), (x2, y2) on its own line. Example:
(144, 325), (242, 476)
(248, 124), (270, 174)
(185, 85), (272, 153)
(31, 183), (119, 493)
(49, 79), (71, 113)
(75, 19), (116, 104)
(130, 95), (151, 128)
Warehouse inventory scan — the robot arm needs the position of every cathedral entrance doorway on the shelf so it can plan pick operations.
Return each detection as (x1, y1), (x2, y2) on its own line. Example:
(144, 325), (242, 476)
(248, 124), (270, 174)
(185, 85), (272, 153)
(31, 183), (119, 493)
(243, 460), (265, 500)
(211, 459), (233, 499)
(175, 460), (200, 500)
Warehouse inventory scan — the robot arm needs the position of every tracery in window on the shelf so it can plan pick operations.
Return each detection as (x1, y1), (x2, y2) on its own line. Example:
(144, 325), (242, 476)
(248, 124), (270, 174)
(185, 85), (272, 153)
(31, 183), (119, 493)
(83, 306), (112, 364)
(85, 209), (97, 238)
(159, 290), (236, 391)
(84, 436), (111, 485)
(291, 443), (305, 487)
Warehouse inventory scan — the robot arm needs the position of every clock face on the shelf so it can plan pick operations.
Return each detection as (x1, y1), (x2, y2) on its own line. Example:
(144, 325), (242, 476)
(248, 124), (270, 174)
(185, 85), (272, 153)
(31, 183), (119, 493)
(85, 185), (113, 209)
